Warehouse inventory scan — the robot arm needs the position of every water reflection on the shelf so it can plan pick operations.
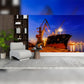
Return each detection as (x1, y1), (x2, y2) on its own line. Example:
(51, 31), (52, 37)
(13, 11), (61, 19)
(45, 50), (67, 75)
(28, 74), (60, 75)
(68, 44), (83, 52)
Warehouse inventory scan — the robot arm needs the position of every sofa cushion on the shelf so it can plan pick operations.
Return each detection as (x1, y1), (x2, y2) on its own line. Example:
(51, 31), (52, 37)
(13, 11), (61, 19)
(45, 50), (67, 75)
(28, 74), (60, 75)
(10, 42), (24, 50)
(10, 50), (32, 59)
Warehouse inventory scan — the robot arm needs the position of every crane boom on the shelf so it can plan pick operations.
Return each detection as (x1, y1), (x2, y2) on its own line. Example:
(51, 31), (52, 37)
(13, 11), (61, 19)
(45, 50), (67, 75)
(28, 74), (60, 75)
(58, 19), (65, 29)
(36, 19), (50, 45)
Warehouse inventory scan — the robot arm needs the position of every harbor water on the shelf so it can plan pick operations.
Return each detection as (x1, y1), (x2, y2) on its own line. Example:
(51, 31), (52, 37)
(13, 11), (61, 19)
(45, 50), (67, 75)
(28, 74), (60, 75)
(68, 44), (84, 52)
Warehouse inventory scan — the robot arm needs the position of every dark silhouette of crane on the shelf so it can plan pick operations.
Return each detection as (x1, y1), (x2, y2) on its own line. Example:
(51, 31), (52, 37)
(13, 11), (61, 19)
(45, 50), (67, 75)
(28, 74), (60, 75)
(36, 19), (50, 45)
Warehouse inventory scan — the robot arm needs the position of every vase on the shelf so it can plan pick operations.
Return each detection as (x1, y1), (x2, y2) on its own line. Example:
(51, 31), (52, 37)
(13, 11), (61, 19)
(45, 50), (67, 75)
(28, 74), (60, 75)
(0, 53), (6, 59)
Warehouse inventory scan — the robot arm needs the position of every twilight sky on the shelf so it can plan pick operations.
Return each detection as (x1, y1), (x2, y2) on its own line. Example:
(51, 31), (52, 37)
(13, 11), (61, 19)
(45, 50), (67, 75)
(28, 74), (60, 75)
(21, 0), (84, 43)
(21, 0), (84, 15)
(29, 15), (84, 43)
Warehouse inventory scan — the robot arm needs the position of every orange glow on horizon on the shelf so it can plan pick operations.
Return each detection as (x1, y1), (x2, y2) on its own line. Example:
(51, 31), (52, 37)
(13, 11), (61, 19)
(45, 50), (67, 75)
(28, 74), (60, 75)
(29, 39), (37, 44)
(69, 40), (84, 45)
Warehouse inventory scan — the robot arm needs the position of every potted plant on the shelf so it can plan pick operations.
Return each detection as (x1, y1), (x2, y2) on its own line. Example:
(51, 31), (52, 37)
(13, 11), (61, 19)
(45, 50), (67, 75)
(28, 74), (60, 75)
(0, 29), (14, 59)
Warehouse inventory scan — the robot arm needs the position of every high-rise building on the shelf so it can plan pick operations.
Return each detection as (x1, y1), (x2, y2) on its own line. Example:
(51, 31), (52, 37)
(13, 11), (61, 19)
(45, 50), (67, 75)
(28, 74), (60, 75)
(14, 15), (28, 49)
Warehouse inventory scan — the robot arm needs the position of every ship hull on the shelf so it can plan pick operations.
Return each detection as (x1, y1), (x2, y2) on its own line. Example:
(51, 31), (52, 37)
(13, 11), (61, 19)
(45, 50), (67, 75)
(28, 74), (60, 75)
(46, 34), (72, 49)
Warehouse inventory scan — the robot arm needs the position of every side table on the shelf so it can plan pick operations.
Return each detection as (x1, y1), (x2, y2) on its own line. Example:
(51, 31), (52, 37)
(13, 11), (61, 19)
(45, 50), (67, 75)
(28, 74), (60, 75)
(32, 48), (42, 59)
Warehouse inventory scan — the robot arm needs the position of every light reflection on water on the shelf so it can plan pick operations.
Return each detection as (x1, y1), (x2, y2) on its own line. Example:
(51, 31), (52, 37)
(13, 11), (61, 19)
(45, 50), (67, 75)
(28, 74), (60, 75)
(68, 44), (84, 52)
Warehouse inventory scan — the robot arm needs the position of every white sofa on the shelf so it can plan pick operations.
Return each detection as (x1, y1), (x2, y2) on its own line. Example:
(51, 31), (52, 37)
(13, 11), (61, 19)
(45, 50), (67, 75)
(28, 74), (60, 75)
(10, 42), (32, 61)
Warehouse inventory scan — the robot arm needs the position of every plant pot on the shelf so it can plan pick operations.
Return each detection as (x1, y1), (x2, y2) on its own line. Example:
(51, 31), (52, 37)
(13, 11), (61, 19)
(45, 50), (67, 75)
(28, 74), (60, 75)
(0, 53), (6, 59)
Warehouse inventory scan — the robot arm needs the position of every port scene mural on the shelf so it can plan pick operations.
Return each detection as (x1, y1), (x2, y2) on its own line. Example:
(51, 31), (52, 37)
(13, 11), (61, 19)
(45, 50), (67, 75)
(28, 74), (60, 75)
(29, 15), (84, 52)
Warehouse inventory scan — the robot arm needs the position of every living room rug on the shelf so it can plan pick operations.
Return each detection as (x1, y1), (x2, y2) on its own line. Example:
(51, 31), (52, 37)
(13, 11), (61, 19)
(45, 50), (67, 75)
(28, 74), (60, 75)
(2, 56), (84, 69)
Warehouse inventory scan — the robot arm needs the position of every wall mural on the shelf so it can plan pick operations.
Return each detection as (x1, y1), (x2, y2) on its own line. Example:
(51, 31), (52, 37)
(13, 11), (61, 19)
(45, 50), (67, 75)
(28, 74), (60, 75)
(29, 15), (84, 52)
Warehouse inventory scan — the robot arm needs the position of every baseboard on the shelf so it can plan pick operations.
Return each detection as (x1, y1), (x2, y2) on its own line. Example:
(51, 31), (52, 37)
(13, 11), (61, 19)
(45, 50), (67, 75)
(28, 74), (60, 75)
(40, 52), (84, 57)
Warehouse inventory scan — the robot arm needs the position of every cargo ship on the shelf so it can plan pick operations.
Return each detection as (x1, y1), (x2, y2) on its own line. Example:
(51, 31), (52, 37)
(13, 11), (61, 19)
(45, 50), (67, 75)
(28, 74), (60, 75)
(36, 19), (72, 49)
(46, 34), (72, 49)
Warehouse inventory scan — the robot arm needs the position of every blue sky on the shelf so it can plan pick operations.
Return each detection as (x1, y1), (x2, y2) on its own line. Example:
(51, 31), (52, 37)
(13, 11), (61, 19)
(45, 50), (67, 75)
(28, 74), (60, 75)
(21, 0), (84, 15)
(29, 15), (84, 42)
(21, 0), (84, 42)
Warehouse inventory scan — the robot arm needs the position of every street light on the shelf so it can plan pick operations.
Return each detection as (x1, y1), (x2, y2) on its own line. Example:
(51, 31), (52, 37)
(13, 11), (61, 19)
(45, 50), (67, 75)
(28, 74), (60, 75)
(58, 28), (63, 34)
(48, 29), (50, 33)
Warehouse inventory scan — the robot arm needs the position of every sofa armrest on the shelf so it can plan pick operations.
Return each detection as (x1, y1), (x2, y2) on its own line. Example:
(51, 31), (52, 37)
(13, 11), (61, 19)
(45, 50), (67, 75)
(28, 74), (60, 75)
(23, 45), (26, 50)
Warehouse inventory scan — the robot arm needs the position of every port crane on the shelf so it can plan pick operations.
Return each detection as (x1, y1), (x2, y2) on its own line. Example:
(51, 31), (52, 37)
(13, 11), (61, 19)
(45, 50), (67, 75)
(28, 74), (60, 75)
(55, 19), (65, 35)
(55, 7), (78, 35)
(36, 19), (50, 45)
